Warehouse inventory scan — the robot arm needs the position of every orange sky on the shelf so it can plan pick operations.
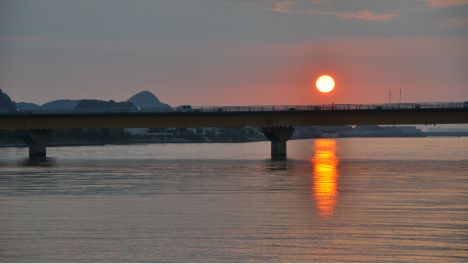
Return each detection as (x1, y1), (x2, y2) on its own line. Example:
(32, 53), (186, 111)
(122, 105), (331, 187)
(1, 1), (467, 106)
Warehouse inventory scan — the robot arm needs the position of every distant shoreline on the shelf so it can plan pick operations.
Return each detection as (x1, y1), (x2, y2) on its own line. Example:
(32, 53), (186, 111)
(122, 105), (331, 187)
(1, 134), (467, 148)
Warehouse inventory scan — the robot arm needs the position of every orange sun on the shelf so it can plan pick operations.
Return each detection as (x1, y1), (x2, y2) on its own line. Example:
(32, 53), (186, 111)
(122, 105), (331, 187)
(316, 75), (335, 93)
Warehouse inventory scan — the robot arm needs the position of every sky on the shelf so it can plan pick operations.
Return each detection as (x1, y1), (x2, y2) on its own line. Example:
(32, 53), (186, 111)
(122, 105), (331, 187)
(1, 0), (467, 106)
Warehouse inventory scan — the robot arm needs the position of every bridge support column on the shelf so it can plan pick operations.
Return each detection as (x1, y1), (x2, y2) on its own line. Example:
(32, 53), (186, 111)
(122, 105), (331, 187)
(29, 143), (47, 160)
(261, 126), (294, 160)
(19, 130), (53, 162)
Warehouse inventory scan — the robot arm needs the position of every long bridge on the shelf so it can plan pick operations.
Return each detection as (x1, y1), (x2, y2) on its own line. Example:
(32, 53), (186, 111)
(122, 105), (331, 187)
(1, 102), (467, 160)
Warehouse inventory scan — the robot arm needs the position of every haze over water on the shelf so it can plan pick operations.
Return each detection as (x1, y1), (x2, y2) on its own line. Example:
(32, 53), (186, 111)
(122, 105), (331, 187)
(0, 138), (467, 262)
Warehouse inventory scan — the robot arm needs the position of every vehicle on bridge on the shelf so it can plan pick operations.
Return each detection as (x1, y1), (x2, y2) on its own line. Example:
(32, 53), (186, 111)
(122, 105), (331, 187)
(176, 105), (193, 112)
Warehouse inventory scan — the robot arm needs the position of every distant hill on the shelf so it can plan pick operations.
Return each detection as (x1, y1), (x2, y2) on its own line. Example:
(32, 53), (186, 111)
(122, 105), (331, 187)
(42, 99), (80, 110)
(0, 89), (17, 112)
(75, 99), (136, 111)
(8, 90), (173, 113)
(16, 102), (40, 110)
(128, 90), (172, 111)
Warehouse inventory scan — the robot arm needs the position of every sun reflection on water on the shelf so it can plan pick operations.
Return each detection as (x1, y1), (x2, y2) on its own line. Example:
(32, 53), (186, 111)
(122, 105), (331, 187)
(312, 139), (339, 217)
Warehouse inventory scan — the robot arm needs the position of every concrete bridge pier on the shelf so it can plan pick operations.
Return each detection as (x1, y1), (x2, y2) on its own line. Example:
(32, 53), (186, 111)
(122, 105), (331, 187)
(261, 126), (295, 160)
(19, 130), (53, 161)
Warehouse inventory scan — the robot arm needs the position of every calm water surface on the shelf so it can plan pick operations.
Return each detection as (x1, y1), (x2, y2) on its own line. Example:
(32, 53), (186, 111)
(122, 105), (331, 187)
(0, 138), (467, 262)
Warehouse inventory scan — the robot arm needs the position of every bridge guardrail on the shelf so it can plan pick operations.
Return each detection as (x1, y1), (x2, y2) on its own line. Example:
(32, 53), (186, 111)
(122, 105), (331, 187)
(4, 102), (467, 115)
(191, 103), (466, 112)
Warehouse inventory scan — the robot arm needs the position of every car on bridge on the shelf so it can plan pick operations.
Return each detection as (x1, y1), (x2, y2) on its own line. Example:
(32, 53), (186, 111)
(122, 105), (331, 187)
(176, 105), (193, 112)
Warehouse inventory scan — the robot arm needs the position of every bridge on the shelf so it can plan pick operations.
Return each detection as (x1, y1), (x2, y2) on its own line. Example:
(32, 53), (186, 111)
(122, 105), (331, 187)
(1, 102), (467, 160)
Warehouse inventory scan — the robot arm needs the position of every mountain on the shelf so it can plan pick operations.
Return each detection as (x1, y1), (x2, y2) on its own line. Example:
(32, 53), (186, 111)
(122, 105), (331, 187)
(16, 102), (40, 110)
(0, 89), (17, 112)
(128, 90), (172, 111)
(75, 99), (136, 111)
(7, 90), (172, 113)
(42, 99), (80, 110)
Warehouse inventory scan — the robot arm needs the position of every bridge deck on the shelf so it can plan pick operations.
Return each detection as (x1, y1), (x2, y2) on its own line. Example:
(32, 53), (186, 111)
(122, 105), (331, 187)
(1, 103), (467, 129)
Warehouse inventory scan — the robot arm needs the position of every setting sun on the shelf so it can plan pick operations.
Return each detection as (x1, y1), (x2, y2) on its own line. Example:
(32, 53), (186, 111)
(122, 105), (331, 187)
(316, 75), (335, 93)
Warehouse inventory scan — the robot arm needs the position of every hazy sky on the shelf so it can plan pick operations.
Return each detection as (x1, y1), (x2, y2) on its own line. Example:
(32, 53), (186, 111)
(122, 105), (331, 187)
(1, 0), (467, 106)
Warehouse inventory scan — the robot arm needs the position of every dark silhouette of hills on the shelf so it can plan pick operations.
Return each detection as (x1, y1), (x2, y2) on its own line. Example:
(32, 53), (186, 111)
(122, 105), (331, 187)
(42, 100), (80, 110)
(128, 90), (172, 111)
(16, 102), (40, 110)
(0, 89), (17, 112)
(75, 99), (136, 111)
(11, 90), (172, 112)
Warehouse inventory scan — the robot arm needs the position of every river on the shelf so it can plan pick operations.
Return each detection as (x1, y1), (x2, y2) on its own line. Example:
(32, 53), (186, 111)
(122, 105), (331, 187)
(0, 138), (467, 262)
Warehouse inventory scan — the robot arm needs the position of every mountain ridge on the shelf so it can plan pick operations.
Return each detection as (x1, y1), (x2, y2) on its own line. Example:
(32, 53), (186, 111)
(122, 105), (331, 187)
(12, 90), (172, 111)
(128, 90), (172, 111)
(0, 89), (17, 112)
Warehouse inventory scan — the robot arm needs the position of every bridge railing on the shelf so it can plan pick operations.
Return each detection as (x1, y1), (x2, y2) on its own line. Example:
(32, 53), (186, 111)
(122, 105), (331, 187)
(185, 102), (467, 112)
(4, 102), (467, 115)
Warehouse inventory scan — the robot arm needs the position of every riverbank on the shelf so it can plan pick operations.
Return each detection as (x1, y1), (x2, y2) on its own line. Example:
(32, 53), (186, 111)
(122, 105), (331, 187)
(2, 133), (468, 148)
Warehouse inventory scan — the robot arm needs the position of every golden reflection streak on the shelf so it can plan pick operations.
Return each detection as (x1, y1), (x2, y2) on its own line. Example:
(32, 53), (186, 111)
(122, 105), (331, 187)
(312, 139), (339, 217)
